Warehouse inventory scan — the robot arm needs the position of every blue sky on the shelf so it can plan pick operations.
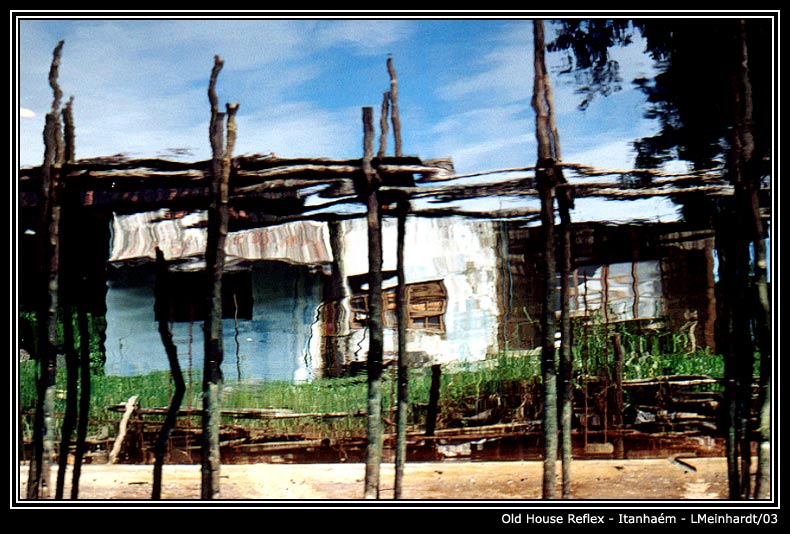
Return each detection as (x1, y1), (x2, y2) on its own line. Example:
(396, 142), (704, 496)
(16, 15), (682, 222)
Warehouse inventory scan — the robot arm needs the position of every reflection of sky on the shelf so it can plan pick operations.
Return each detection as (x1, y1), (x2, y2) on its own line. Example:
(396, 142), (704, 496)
(18, 17), (683, 225)
(23, 18), (767, 231)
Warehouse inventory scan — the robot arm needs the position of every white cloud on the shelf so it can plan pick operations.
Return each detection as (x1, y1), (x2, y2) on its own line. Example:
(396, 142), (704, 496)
(437, 41), (533, 105)
(426, 104), (534, 173)
(313, 20), (414, 55)
(234, 102), (358, 159)
(18, 19), (420, 166)
(20, 108), (35, 118)
(565, 140), (639, 171)
(17, 17), (665, 184)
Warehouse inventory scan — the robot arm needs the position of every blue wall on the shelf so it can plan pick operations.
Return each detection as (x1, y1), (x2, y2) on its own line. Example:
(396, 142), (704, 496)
(104, 261), (322, 383)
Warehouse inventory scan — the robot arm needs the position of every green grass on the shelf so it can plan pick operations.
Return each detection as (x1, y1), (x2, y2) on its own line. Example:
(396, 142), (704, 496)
(571, 315), (728, 380)
(18, 324), (734, 443)
(220, 375), (371, 437)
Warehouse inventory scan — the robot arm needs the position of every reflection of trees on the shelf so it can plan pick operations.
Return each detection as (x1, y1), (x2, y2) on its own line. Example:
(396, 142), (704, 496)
(549, 17), (773, 499)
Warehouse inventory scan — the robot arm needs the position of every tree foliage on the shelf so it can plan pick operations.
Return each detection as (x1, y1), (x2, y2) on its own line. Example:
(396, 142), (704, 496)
(548, 20), (633, 111)
(549, 16), (774, 500)
(548, 18), (773, 172)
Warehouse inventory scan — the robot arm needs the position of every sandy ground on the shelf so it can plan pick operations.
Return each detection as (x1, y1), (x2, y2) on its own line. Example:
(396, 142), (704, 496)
(16, 457), (738, 502)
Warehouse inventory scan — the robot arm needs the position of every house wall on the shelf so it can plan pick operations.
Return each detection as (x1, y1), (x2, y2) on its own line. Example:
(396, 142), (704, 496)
(104, 217), (503, 380)
(104, 261), (322, 382)
(337, 216), (501, 366)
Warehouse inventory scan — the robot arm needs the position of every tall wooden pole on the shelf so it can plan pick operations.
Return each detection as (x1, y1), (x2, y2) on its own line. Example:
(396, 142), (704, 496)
(394, 198), (410, 499)
(714, 212), (739, 499)
(611, 333), (625, 460)
(733, 19), (771, 500)
(201, 55), (238, 499)
(378, 91), (390, 159)
(362, 106), (385, 499)
(70, 304), (91, 499)
(558, 199), (574, 498)
(548, 45), (575, 498)
(387, 55), (402, 157)
(533, 19), (556, 499)
(54, 96), (77, 500)
(152, 248), (186, 499)
(28, 40), (65, 500)
(386, 55), (411, 499)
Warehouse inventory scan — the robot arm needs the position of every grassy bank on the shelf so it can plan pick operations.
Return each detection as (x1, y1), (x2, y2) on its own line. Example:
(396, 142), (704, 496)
(18, 343), (727, 443)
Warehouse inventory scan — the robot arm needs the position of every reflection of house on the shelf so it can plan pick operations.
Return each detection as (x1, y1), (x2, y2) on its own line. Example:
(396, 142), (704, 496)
(30, 201), (717, 383)
(105, 211), (330, 382)
(498, 221), (717, 353)
(18, 155), (722, 383)
(335, 217), (500, 370)
(104, 213), (502, 380)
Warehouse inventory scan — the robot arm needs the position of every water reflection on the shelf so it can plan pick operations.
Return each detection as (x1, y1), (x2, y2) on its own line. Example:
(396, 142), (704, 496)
(100, 211), (718, 383)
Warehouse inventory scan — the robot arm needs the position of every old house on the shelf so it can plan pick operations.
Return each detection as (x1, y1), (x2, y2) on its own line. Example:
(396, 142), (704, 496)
(19, 155), (720, 384)
(102, 211), (502, 381)
(498, 220), (717, 355)
(99, 210), (717, 383)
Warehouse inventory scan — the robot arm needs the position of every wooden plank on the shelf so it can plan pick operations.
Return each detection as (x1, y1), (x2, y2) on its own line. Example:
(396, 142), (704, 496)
(410, 421), (539, 439)
(623, 376), (720, 387)
(106, 404), (366, 419)
(226, 439), (328, 453)
(108, 395), (139, 464)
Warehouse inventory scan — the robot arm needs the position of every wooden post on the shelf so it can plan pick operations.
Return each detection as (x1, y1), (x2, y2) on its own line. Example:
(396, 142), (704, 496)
(732, 19), (770, 500)
(70, 305), (91, 499)
(754, 230), (771, 499)
(152, 248), (187, 499)
(394, 198), (410, 499)
(631, 260), (640, 320)
(28, 40), (65, 500)
(715, 204), (755, 499)
(611, 333), (625, 459)
(558, 197), (574, 497)
(54, 96), (77, 500)
(55, 297), (76, 500)
(201, 55), (239, 500)
(425, 364), (442, 437)
(553, 53), (574, 496)
(322, 221), (351, 378)
(362, 106), (385, 499)
(582, 281), (590, 450)
(378, 91), (390, 158)
(387, 55), (402, 157)
(725, 25), (761, 497)
(532, 19), (559, 500)
(536, 167), (558, 500)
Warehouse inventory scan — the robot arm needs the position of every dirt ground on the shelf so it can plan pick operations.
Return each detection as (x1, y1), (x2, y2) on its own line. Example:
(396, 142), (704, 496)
(16, 456), (742, 501)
